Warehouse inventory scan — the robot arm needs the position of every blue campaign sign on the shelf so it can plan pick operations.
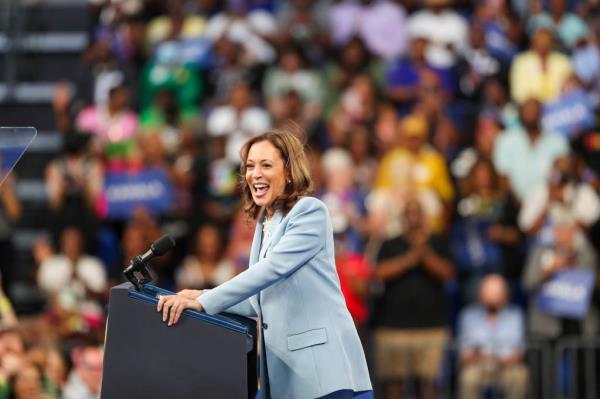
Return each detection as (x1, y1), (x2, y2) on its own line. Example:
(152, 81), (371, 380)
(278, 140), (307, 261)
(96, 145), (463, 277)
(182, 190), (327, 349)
(542, 90), (595, 139)
(535, 268), (595, 320)
(103, 168), (173, 220)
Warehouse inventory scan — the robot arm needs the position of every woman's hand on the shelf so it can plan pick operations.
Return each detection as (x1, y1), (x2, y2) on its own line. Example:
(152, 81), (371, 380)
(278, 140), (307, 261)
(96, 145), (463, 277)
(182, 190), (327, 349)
(177, 289), (204, 299)
(157, 294), (203, 326)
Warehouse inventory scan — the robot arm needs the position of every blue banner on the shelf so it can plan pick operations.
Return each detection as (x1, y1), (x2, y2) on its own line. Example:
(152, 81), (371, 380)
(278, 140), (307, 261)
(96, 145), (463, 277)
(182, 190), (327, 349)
(102, 168), (173, 220)
(542, 90), (594, 139)
(535, 268), (595, 320)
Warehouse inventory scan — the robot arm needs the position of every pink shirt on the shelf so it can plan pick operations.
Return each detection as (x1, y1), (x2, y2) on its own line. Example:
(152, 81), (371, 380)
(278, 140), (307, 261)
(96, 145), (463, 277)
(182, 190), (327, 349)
(76, 106), (139, 143)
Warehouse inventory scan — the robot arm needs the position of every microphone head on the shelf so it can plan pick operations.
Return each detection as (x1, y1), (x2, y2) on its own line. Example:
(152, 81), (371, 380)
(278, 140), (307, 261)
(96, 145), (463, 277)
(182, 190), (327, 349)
(150, 235), (175, 256)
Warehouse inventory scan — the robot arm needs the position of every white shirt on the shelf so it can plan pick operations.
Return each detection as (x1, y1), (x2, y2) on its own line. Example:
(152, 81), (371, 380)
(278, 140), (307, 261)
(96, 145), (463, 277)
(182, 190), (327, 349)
(408, 9), (468, 68)
(518, 183), (600, 232)
(206, 105), (271, 163)
(205, 11), (277, 64)
(37, 254), (107, 296)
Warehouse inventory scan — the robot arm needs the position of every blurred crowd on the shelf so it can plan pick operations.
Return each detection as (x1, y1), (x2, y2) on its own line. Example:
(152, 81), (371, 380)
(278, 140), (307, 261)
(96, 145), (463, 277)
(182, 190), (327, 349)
(3, 0), (600, 397)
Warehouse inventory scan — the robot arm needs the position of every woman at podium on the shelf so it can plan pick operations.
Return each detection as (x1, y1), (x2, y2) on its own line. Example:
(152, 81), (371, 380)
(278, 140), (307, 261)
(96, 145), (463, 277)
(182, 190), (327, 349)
(158, 130), (373, 399)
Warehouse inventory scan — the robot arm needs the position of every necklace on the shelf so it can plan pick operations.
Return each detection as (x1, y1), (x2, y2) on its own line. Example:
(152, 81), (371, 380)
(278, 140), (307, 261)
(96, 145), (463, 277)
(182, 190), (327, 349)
(263, 213), (273, 239)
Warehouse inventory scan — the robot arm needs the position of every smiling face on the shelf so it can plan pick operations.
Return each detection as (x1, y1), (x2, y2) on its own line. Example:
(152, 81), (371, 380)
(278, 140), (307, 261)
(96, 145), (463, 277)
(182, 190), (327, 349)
(245, 140), (287, 212)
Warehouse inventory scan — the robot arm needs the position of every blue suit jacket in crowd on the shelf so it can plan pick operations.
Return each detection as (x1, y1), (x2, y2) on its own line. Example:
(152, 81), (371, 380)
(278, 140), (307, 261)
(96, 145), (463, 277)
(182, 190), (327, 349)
(198, 197), (372, 399)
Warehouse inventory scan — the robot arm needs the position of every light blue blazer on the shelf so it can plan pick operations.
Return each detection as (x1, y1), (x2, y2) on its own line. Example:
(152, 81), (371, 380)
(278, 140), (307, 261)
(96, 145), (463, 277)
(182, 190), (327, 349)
(198, 197), (372, 398)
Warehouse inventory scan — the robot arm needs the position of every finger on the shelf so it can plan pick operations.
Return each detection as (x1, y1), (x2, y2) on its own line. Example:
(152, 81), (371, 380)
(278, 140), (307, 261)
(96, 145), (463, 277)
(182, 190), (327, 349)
(157, 295), (164, 312)
(174, 301), (186, 324)
(162, 300), (173, 322)
(168, 301), (180, 326)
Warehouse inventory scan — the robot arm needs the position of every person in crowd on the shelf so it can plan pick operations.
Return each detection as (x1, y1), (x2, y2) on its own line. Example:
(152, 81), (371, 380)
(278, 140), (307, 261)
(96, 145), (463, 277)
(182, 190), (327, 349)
(527, 0), (588, 50)
(139, 88), (198, 156)
(225, 206), (257, 273)
(471, 0), (522, 67)
(0, 329), (26, 398)
(458, 274), (528, 399)
(371, 113), (454, 236)
(457, 23), (501, 99)
(523, 219), (598, 340)
(62, 342), (104, 399)
(329, 0), (409, 60)
(327, 74), (379, 144)
(139, 42), (202, 116)
(384, 37), (454, 113)
(372, 198), (454, 399)
(479, 76), (520, 131)
(324, 37), (384, 116)
(206, 80), (271, 164)
(451, 113), (503, 180)
(334, 234), (372, 328)
(45, 132), (103, 251)
(263, 43), (324, 122)
(510, 27), (572, 104)
(373, 102), (400, 155)
(413, 71), (460, 158)
(571, 20), (600, 98)
(451, 158), (522, 301)
(145, 0), (207, 49)
(208, 37), (257, 104)
(9, 362), (52, 399)
(174, 223), (235, 290)
(36, 227), (107, 337)
(41, 349), (66, 398)
(204, 1), (278, 66)
(407, 0), (468, 69)
(347, 124), (378, 191)
(274, 0), (330, 59)
(493, 98), (569, 201)
(519, 156), (600, 237)
(319, 148), (368, 253)
(76, 83), (140, 171)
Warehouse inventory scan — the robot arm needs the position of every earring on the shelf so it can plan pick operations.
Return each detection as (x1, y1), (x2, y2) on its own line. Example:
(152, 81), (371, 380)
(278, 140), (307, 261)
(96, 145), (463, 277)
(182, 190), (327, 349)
(287, 179), (291, 184)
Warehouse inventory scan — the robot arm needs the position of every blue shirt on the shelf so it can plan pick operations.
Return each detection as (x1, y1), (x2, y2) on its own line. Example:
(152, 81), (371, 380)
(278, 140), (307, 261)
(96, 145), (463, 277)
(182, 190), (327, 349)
(458, 305), (525, 358)
(493, 128), (569, 200)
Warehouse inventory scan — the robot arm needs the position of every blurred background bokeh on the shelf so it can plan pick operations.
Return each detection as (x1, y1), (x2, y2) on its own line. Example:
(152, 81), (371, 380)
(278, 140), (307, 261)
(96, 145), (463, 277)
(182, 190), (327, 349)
(2, 0), (600, 398)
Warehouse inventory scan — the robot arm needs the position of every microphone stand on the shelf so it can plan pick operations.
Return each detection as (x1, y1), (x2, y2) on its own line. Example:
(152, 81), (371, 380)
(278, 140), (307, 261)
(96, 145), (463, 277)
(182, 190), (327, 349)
(123, 255), (154, 292)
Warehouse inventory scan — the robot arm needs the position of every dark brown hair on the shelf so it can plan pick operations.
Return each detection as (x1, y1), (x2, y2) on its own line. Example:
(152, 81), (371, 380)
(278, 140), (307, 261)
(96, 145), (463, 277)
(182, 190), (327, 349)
(240, 129), (314, 220)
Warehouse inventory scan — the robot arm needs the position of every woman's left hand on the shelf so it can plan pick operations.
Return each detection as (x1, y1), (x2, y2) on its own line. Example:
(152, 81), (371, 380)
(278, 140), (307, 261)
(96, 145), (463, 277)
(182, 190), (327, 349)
(157, 294), (203, 326)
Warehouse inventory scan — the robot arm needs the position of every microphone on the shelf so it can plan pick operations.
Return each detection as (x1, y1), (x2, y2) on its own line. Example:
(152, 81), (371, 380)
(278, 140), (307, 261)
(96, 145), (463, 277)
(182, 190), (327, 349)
(135, 235), (175, 267)
(123, 235), (176, 291)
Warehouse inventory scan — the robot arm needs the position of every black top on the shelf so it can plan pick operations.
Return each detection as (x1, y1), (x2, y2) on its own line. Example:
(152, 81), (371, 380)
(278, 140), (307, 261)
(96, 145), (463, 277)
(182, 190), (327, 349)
(372, 235), (449, 329)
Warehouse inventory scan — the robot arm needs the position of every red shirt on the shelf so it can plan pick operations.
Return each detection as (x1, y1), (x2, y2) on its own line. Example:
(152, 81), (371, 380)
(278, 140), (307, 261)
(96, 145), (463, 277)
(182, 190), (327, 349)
(336, 253), (372, 325)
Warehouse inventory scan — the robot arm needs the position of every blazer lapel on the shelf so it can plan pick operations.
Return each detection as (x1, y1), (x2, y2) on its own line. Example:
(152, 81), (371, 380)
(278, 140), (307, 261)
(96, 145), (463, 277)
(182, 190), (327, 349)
(249, 215), (263, 267)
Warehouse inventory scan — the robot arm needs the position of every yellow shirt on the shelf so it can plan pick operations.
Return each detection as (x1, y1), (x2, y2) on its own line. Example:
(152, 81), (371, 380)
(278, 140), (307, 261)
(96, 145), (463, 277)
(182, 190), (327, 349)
(375, 145), (454, 202)
(510, 51), (572, 104)
(373, 146), (454, 232)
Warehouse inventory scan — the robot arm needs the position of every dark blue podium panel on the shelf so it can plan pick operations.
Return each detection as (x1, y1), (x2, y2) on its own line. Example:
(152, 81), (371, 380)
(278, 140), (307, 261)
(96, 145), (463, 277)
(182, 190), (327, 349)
(101, 283), (257, 399)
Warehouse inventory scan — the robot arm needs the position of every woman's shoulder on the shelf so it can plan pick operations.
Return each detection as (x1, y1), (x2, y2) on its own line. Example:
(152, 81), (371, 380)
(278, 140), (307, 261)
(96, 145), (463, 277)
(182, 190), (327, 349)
(291, 196), (327, 213)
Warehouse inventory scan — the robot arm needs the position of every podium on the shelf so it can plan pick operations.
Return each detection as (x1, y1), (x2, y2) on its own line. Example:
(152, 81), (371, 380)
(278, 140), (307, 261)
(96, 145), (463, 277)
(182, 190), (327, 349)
(101, 283), (257, 399)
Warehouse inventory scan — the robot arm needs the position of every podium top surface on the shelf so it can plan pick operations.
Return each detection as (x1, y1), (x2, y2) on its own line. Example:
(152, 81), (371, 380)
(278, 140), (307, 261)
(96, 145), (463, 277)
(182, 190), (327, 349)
(117, 283), (252, 335)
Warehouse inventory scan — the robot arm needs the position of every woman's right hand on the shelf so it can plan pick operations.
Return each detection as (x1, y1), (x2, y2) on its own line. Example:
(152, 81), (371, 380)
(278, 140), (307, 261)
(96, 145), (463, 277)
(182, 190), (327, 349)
(177, 289), (204, 299)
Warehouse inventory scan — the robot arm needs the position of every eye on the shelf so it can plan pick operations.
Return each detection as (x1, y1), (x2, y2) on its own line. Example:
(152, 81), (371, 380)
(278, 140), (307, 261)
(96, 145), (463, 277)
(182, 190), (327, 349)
(246, 163), (254, 170)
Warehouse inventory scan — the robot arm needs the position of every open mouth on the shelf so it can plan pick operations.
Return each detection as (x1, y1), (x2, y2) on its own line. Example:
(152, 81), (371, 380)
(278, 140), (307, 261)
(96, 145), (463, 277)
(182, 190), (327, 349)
(253, 183), (270, 197)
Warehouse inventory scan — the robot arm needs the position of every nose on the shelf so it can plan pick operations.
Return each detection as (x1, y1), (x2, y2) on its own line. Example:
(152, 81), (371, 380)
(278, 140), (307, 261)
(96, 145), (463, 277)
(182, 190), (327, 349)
(250, 165), (262, 179)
